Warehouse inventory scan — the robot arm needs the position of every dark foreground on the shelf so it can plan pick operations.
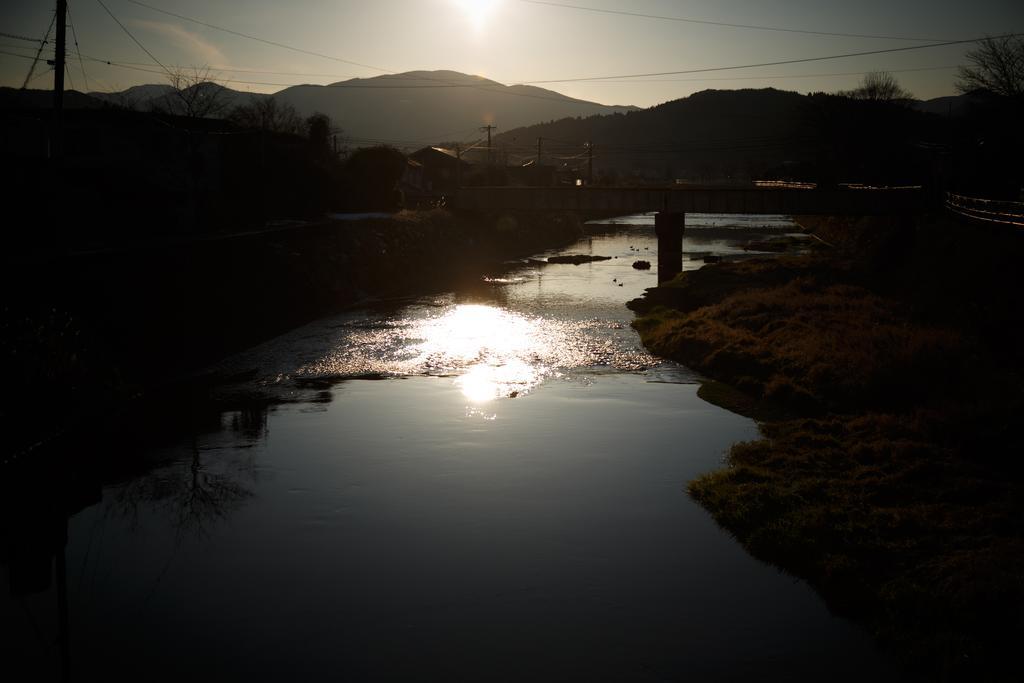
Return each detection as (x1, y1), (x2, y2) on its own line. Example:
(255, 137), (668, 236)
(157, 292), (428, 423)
(2, 217), (907, 682)
(1, 209), (583, 462)
(628, 214), (1024, 681)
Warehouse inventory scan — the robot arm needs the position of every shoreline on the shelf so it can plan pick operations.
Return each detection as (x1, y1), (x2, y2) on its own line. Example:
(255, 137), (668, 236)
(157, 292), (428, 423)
(627, 213), (1023, 680)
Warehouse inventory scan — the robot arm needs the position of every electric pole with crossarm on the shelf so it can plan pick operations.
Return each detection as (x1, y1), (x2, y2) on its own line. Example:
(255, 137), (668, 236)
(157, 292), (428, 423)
(480, 124), (497, 166)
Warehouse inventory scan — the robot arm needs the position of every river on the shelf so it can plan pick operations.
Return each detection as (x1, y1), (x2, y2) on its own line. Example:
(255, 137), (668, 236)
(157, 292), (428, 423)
(3, 214), (902, 681)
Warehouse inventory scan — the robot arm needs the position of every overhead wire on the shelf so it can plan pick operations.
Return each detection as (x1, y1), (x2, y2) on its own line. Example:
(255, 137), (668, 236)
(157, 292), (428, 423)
(7, 44), (958, 92)
(3, 1), (1019, 101)
(67, 0), (90, 91)
(63, 2), (1020, 107)
(562, 64), (963, 84)
(124, 0), (390, 73)
(1, 1), (1014, 155)
(2, 48), (39, 61)
(521, 33), (1024, 84)
(0, 40), (963, 87)
(518, 0), (951, 42)
(106, 1), (779, 104)
(20, 47), (609, 103)
(1, 31), (45, 43)
(95, 0), (172, 78)
(21, 12), (56, 89)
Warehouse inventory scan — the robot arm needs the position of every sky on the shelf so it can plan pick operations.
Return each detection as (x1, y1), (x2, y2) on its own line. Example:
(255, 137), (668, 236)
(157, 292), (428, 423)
(1, 0), (1022, 107)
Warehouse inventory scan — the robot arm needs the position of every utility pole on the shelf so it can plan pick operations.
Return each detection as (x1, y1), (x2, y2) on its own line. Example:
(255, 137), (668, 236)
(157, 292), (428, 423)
(587, 142), (593, 186)
(52, 0), (67, 160)
(536, 137), (543, 186)
(479, 124), (497, 185)
(480, 124), (497, 167)
(455, 144), (462, 189)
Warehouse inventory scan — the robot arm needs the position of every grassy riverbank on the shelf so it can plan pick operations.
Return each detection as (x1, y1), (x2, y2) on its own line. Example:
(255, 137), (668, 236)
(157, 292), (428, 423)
(628, 214), (1023, 680)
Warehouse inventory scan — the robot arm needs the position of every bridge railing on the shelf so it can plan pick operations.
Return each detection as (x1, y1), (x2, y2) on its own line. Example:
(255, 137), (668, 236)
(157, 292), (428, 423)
(945, 193), (1024, 227)
(453, 186), (929, 216)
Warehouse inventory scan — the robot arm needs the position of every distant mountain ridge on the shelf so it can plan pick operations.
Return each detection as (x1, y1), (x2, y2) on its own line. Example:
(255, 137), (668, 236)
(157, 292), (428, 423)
(271, 70), (637, 146)
(69, 70), (635, 147)
(495, 88), (810, 180)
(495, 87), (954, 183)
(2, 74), (967, 165)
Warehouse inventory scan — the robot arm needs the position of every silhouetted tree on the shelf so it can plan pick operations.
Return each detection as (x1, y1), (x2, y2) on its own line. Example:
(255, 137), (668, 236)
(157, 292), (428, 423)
(306, 111), (339, 158)
(841, 71), (912, 103)
(957, 36), (1024, 98)
(342, 146), (406, 210)
(228, 97), (303, 134)
(153, 66), (232, 118)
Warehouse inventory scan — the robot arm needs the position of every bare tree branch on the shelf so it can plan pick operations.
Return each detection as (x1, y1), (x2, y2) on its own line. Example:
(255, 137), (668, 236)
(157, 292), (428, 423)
(227, 97), (304, 135)
(956, 36), (1024, 97)
(840, 71), (913, 103)
(153, 66), (232, 118)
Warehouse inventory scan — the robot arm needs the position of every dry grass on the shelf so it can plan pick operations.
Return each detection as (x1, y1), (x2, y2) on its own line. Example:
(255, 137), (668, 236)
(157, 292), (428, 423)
(630, 216), (1024, 680)
(688, 413), (1023, 680)
(635, 276), (971, 411)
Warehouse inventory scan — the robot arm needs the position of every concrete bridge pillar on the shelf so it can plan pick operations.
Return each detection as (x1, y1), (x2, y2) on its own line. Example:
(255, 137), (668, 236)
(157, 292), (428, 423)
(655, 212), (685, 283)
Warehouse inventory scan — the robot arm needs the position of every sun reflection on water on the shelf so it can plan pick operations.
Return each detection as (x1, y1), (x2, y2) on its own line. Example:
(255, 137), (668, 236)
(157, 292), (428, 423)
(411, 305), (553, 402)
(291, 300), (656, 405)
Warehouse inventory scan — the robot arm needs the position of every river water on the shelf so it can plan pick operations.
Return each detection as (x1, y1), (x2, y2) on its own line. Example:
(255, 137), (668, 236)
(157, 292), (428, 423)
(4, 214), (901, 681)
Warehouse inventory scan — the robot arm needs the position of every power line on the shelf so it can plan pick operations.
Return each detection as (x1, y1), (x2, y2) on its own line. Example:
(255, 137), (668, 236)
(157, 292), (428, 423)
(124, 0), (390, 74)
(522, 33), (1024, 84)
(4, 46), (958, 92)
(117, 3), (596, 121)
(576, 65), (962, 84)
(115, 1), (1014, 106)
(0, 44), (966, 102)
(2, 48), (41, 61)
(96, 0), (171, 78)
(20, 13), (56, 89)
(1, 31), (44, 43)
(50, 51), (616, 104)
(5, 44), (959, 86)
(118, 0), (622, 104)
(67, 0), (89, 91)
(519, 0), (951, 42)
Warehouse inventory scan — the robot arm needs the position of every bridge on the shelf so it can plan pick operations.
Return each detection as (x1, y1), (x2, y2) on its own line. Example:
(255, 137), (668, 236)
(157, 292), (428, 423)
(454, 185), (929, 282)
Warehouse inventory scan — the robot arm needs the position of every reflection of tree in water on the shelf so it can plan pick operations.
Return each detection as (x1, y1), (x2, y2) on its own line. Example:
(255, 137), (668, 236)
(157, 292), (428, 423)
(173, 439), (254, 536)
(111, 405), (267, 538)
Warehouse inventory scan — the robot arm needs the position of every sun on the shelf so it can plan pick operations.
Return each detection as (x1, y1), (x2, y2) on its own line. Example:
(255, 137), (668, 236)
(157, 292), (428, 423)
(453, 0), (502, 31)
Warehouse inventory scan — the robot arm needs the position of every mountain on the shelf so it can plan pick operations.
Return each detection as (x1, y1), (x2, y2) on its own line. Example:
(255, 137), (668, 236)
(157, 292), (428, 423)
(78, 70), (634, 147)
(495, 88), (946, 184)
(495, 88), (809, 181)
(271, 70), (636, 146)
(0, 87), (106, 109)
(88, 83), (175, 109)
(88, 82), (264, 116)
(913, 94), (971, 117)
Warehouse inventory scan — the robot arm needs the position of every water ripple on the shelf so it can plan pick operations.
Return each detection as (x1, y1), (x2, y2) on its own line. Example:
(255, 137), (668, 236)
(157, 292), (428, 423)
(293, 303), (655, 402)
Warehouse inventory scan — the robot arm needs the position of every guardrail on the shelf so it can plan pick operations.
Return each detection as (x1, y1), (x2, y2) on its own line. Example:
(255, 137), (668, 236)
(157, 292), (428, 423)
(946, 193), (1024, 227)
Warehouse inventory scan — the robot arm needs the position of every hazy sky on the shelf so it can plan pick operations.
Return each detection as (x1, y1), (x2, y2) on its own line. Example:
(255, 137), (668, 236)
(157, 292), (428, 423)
(2, 0), (1022, 106)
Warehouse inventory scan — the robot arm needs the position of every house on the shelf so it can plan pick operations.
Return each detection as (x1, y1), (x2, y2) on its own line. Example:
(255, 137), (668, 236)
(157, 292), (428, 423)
(409, 146), (471, 195)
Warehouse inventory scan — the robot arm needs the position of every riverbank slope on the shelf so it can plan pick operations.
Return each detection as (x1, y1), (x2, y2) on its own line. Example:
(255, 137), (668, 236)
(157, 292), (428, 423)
(628, 214), (1023, 681)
